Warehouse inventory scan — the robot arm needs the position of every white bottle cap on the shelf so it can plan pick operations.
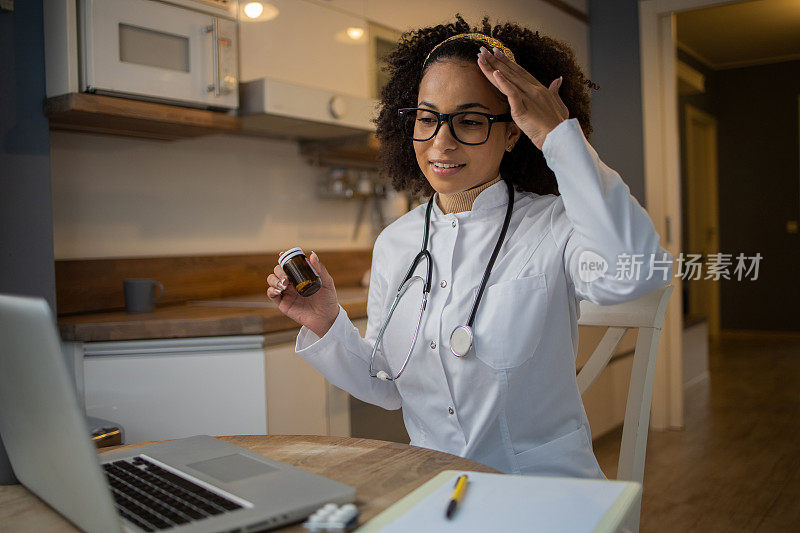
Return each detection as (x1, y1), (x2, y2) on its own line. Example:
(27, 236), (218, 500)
(278, 247), (305, 267)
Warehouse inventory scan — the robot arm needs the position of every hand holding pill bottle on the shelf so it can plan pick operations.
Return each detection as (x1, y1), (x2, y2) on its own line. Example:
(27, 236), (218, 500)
(267, 248), (340, 338)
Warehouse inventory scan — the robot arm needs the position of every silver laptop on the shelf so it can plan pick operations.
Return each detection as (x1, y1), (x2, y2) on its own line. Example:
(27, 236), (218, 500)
(0, 294), (355, 532)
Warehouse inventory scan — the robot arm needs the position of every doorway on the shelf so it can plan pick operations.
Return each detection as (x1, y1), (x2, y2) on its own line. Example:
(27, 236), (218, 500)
(641, 0), (800, 426)
(682, 104), (720, 337)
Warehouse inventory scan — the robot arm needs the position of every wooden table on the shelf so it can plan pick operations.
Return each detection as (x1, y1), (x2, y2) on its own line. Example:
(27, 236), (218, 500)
(0, 435), (499, 532)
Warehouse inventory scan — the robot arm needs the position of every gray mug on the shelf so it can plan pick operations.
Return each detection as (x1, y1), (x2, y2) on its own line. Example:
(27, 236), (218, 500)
(123, 278), (164, 313)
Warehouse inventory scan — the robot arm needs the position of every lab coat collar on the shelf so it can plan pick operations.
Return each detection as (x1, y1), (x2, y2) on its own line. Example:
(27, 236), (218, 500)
(431, 174), (511, 219)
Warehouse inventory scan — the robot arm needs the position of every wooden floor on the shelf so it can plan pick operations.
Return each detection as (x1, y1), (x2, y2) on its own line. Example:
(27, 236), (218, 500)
(593, 332), (800, 532)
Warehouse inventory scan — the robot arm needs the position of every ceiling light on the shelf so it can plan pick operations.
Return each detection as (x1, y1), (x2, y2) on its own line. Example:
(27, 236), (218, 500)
(241, 2), (279, 21)
(243, 2), (263, 19)
(346, 27), (365, 40)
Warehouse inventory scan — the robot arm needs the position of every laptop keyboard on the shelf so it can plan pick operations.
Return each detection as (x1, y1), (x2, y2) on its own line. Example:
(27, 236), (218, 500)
(103, 455), (243, 531)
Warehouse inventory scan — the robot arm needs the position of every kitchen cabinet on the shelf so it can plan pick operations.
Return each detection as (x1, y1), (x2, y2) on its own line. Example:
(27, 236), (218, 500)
(239, 0), (370, 98)
(263, 319), (365, 437)
(581, 356), (634, 439)
(45, 93), (242, 141)
(366, 21), (402, 99)
(74, 335), (268, 444)
(68, 324), (361, 444)
(577, 327), (638, 439)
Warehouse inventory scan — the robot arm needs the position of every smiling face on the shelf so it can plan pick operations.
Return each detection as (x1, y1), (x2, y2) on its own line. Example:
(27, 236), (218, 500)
(414, 59), (520, 195)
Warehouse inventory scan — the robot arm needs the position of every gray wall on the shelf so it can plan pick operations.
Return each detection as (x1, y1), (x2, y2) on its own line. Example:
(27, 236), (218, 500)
(677, 51), (800, 331)
(0, 1), (55, 484)
(588, 0), (646, 205)
(713, 59), (800, 331)
(1, 4), (56, 308)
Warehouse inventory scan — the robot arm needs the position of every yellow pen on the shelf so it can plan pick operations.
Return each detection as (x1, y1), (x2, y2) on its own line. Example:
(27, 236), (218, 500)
(445, 474), (469, 519)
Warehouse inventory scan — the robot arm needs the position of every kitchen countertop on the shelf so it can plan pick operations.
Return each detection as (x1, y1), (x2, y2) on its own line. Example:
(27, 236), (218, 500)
(58, 287), (368, 343)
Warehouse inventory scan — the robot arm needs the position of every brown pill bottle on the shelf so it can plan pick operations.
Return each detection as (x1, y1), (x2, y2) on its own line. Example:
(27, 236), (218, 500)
(278, 248), (322, 297)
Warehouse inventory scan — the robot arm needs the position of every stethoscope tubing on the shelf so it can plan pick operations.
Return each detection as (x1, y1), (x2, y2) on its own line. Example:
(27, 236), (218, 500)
(368, 274), (428, 381)
(369, 180), (514, 381)
(467, 180), (514, 327)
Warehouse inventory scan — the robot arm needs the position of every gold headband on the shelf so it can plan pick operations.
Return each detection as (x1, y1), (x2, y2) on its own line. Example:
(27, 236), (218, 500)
(422, 33), (515, 70)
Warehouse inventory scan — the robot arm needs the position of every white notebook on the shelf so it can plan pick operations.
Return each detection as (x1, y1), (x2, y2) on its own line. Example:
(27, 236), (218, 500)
(357, 470), (641, 533)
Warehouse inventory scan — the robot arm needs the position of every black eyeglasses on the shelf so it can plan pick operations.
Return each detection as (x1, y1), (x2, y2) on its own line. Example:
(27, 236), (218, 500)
(398, 107), (513, 145)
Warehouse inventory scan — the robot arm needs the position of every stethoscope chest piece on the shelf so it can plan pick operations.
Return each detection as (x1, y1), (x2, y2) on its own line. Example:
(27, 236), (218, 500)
(449, 325), (473, 357)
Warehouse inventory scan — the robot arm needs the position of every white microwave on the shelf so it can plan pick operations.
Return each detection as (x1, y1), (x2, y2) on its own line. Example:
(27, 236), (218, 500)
(45, 0), (239, 110)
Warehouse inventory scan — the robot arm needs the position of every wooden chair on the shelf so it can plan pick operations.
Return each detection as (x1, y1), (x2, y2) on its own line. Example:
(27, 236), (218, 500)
(577, 284), (674, 532)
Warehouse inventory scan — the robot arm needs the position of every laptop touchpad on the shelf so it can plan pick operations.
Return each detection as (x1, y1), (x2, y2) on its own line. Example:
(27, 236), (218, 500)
(187, 453), (278, 483)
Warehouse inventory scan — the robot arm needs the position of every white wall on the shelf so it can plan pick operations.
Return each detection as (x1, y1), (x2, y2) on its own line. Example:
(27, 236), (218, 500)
(50, 131), (400, 259)
(50, 1), (589, 260)
(317, 0), (589, 74)
(362, 0), (590, 75)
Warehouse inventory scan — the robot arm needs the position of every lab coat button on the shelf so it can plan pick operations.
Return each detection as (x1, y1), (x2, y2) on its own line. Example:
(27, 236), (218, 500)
(451, 220), (457, 228)
(448, 406), (454, 415)
(440, 280), (447, 288)
(430, 341), (437, 349)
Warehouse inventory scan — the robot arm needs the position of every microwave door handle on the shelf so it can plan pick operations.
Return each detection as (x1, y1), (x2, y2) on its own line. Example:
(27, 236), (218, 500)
(203, 18), (220, 97)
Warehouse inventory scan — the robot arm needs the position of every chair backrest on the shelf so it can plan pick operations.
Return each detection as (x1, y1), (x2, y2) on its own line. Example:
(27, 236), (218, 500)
(577, 284), (674, 486)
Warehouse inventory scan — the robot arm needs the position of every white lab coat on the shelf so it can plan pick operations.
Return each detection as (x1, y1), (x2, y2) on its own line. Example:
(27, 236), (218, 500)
(295, 118), (673, 478)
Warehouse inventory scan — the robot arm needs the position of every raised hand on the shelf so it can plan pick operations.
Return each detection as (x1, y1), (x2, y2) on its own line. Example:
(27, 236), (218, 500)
(266, 251), (340, 338)
(476, 45), (569, 151)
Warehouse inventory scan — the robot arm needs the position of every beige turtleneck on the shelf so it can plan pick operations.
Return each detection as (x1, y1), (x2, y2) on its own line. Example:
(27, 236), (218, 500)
(436, 174), (502, 214)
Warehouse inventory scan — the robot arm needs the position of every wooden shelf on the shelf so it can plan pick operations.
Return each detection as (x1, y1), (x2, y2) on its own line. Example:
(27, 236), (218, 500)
(299, 132), (380, 168)
(45, 93), (242, 141)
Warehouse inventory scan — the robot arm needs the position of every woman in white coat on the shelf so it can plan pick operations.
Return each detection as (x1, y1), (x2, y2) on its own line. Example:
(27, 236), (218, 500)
(267, 15), (673, 479)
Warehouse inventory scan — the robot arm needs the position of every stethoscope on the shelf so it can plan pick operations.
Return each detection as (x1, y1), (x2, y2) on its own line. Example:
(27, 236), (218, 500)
(369, 179), (515, 381)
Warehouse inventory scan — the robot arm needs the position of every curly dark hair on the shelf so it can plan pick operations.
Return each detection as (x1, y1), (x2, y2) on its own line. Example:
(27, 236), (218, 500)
(374, 14), (600, 198)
